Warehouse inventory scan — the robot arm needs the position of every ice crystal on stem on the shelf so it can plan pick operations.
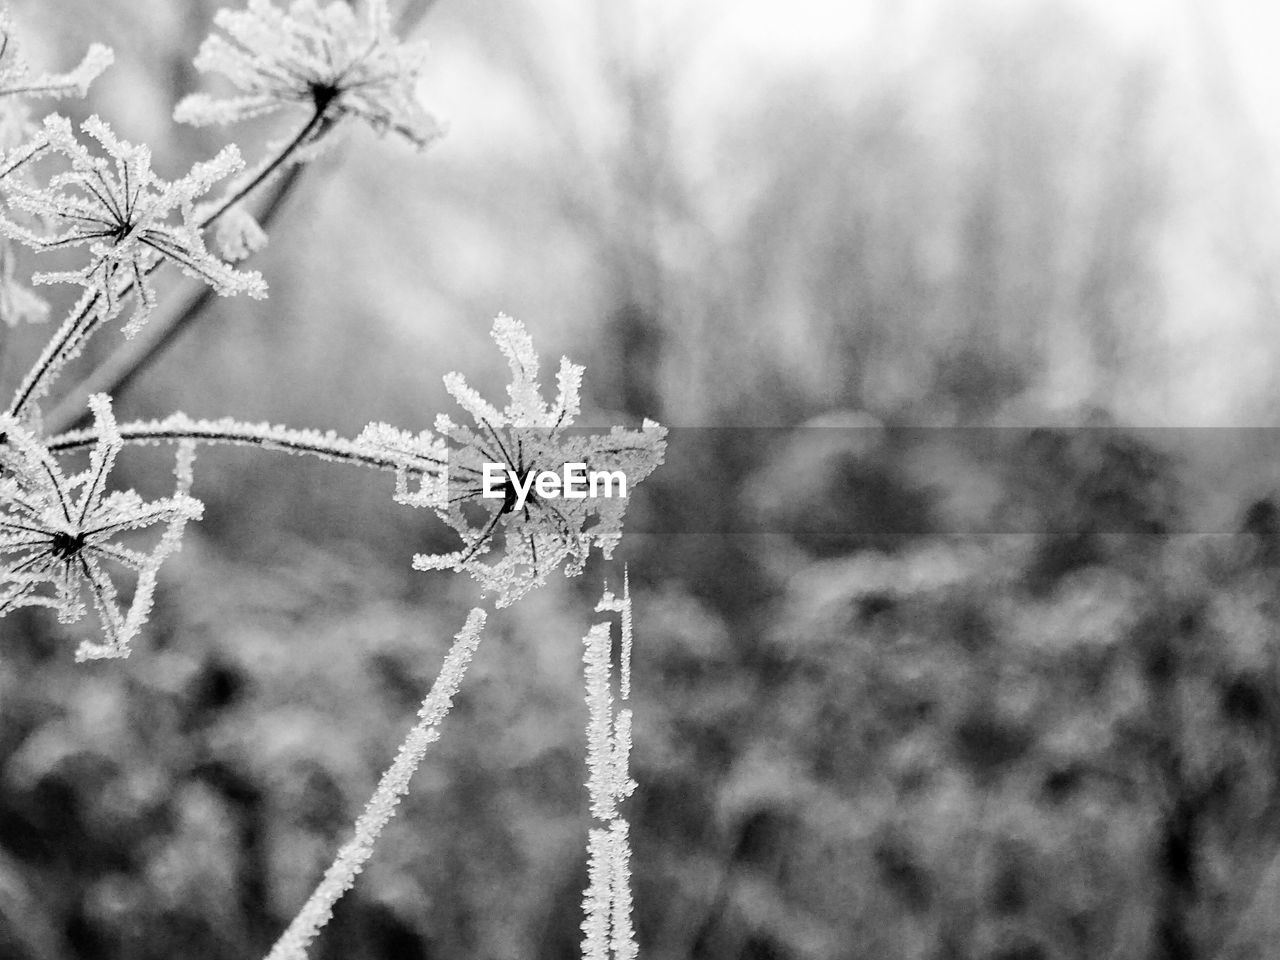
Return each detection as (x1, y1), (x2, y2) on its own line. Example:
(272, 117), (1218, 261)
(581, 577), (638, 960)
(0, 394), (203, 660)
(265, 608), (487, 960)
(0, 114), (266, 337)
(175, 0), (444, 151)
(359, 315), (667, 607)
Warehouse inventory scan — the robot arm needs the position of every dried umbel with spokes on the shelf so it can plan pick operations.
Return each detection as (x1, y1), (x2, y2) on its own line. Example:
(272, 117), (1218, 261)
(0, 114), (266, 337)
(174, 0), (444, 150)
(360, 315), (667, 606)
(0, 394), (202, 660)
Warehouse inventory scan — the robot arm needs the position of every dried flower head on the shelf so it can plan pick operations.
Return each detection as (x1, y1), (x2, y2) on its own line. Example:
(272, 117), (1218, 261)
(175, 0), (444, 151)
(360, 315), (666, 606)
(0, 394), (203, 660)
(0, 114), (266, 336)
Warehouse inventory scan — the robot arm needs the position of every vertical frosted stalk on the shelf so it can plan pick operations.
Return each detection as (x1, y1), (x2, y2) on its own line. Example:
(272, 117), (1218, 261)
(581, 578), (638, 960)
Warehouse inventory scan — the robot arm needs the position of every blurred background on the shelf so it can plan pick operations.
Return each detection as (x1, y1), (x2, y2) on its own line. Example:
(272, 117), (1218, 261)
(4, 0), (1280, 957)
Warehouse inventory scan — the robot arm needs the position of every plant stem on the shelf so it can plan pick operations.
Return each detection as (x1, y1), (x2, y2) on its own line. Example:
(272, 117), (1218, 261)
(265, 609), (486, 960)
(7, 289), (102, 419)
(199, 107), (329, 228)
(46, 417), (449, 475)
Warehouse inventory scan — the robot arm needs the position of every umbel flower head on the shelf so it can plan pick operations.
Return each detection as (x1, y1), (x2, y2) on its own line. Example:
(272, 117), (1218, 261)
(360, 315), (666, 607)
(0, 114), (266, 336)
(0, 394), (203, 661)
(174, 0), (445, 151)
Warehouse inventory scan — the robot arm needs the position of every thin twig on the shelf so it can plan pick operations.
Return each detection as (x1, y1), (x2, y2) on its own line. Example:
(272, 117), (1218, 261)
(47, 416), (450, 475)
(6, 289), (101, 419)
(199, 107), (328, 227)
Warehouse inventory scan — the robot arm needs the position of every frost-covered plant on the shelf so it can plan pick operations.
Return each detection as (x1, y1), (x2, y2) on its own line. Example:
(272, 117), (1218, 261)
(175, 0), (442, 147)
(0, 393), (201, 661)
(176, 0), (442, 145)
(360, 314), (667, 606)
(0, 114), (266, 336)
(168, 0), (442, 263)
(0, 2), (661, 957)
(172, 0), (443, 252)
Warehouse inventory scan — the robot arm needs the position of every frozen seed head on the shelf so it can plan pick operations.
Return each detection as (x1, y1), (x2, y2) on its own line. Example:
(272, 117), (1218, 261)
(175, 0), (445, 151)
(0, 395), (202, 660)
(0, 114), (266, 336)
(359, 315), (666, 606)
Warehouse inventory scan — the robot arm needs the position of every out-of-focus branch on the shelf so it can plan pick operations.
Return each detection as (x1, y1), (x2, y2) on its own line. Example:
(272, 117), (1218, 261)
(395, 0), (440, 35)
